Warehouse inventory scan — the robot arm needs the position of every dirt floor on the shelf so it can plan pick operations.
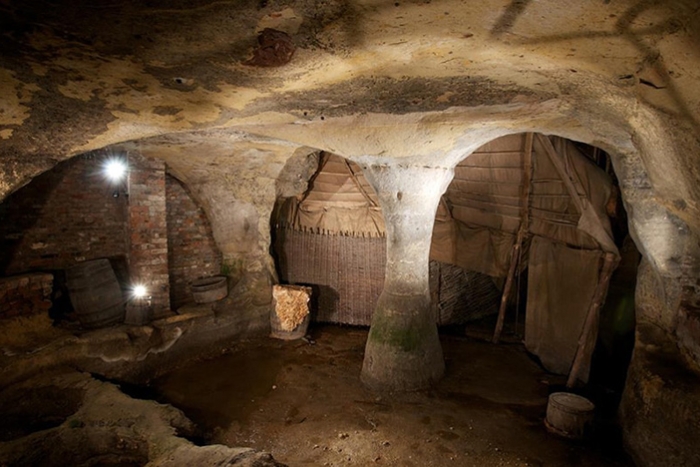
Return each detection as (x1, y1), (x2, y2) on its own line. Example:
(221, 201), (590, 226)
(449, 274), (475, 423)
(149, 325), (633, 467)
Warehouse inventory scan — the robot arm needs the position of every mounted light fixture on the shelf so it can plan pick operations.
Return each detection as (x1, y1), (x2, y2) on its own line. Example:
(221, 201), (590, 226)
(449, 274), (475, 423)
(132, 284), (148, 299)
(104, 158), (128, 183)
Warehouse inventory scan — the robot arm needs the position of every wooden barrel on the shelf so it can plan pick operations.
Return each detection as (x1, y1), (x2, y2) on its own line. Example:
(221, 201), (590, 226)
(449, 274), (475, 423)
(545, 392), (595, 439)
(65, 259), (125, 329)
(191, 276), (228, 304)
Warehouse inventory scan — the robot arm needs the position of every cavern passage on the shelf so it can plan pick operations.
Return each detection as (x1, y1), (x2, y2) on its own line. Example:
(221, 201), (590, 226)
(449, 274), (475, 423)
(1, 0), (700, 466)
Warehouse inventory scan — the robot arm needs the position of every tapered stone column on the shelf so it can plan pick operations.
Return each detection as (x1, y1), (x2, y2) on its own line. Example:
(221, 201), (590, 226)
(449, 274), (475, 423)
(358, 161), (454, 391)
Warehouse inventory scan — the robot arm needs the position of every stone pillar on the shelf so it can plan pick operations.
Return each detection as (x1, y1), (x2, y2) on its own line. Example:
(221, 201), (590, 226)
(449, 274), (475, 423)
(357, 161), (453, 391)
(126, 153), (170, 320)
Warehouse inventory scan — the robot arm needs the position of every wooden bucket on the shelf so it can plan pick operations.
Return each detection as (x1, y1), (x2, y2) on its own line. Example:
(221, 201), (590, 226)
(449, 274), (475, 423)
(545, 392), (595, 439)
(65, 259), (125, 329)
(191, 276), (228, 304)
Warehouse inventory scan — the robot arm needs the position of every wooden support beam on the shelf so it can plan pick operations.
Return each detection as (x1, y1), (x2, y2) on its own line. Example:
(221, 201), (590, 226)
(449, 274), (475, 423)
(535, 134), (584, 213)
(492, 239), (522, 344)
(345, 159), (379, 207)
(492, 133), (533, 344)
(536, 135), (619, 256)
(566, 252), (619, 388)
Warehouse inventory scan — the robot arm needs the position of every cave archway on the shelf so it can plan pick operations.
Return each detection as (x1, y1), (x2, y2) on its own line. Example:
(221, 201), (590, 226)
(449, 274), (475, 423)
(267, 132), (639, 400)
(440, 132), (638, 404)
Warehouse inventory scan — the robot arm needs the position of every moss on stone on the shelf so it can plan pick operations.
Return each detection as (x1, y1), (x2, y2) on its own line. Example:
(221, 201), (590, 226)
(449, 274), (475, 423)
(367, 311), (432, 352)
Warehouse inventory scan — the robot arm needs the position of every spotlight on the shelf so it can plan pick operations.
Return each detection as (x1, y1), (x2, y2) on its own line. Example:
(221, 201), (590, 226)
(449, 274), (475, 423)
(104, 158), (127, 183)
(132, 284), (147, 299)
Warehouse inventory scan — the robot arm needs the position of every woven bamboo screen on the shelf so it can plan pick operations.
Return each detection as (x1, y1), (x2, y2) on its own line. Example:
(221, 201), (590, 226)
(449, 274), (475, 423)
(274, 229), (386, 325)
(274, 229), (501, 326)
(429, 261), (502, 326)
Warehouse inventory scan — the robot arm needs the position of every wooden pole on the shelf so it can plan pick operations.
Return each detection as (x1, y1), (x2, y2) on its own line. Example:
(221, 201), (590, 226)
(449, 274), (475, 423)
(535, 134), (584, 213)
(493, 133), (533, 344)
(492, 240), (522, 343)
(345, 159), (379, 207)
(566, 252), (618, 388)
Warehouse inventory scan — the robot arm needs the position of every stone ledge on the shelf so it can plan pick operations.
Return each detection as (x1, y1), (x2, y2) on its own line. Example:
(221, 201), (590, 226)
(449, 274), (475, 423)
(0, 300), (270, 389)
(0, 370), (285, 466)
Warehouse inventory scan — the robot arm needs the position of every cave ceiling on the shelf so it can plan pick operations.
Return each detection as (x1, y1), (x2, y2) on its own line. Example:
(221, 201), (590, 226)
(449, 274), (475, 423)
(0, 0), (699, 213)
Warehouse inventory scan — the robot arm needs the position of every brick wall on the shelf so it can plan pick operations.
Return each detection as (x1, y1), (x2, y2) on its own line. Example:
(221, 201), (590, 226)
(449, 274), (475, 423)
(0, 153), (129, 276)
(0, 153), (222, 318)
(127, 153), (170, 315)
(166, 175), (222, 310)
(0, 273), (53, 319)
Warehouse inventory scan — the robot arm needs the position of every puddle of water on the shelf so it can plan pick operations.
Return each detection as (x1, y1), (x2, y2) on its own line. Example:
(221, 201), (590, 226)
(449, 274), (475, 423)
(151, 344), (284, 433)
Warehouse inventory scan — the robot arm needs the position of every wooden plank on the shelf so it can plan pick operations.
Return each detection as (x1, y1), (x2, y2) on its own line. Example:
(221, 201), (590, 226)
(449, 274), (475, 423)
(534, 134), (583, 213)
(493, 132), (533, 344)
(459, 151), (524, 168)
(449, 194), (522, 209)
(453, 166), (522, 183)
(566, 252), (619, 387)
(345, 159), (379, 207)
(450, 206), (520, 232)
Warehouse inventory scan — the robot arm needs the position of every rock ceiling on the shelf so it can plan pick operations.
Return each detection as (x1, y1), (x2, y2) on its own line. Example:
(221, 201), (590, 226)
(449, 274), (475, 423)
(1, 0), (699, 266)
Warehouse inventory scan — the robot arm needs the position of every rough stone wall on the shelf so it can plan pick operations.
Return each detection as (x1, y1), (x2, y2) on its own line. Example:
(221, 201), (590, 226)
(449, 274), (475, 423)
(677, 244), (700, 366)
(620, 324), (700, 467)
(0, 154), (128, 275)
(0, 273), (52, 319)
(633, 238), (700, 368)
(127, 153), (169, 315)
(165, 175), (221, 310)
(154, 140), (320, 290)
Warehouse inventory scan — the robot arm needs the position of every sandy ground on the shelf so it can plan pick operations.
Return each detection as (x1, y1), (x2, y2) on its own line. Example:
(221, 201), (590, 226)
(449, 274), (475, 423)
(152, 325), (633, 467)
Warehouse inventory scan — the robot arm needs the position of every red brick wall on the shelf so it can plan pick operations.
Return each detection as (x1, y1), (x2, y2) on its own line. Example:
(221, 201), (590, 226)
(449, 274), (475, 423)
(0, 153), (221, 316)
(166, 175), (222, 310)
(127, 153), (170, 314)
(0, 273), (53, 319)
(0, 154), (129, 276)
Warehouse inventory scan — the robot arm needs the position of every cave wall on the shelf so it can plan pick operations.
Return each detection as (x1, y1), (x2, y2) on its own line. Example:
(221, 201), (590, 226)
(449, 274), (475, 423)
(677, 252), (700, 366)
(147, 139), (321, 308)
(1, 0), (700, 465)
(166, 175), (222, 310)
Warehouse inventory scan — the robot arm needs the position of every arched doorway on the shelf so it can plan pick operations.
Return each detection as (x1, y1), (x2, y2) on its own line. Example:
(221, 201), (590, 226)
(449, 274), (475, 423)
(270, 151), (502, 328)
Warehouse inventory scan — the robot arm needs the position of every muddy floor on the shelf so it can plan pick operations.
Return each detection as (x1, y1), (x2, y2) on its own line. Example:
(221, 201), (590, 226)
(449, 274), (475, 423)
(150, 325), (633, 467)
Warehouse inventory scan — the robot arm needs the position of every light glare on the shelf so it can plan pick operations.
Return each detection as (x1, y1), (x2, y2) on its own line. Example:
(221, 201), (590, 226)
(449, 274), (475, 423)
(133, 284), (147, 299)
(104, 159), (127, 182)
